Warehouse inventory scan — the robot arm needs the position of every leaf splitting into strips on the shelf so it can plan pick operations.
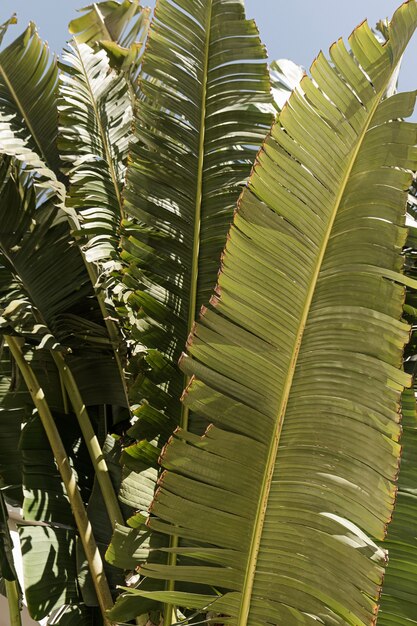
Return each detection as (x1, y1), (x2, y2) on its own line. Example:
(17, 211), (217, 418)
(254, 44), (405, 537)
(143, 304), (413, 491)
(109, 3), (417, 625)
(0, 155), (125, 406)
(69, 0), (148, 49)
(0, 14), (17, 47)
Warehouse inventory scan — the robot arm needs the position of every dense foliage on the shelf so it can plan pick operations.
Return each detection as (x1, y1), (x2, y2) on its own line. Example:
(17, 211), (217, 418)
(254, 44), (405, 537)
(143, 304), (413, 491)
(0, 1), (416, 626)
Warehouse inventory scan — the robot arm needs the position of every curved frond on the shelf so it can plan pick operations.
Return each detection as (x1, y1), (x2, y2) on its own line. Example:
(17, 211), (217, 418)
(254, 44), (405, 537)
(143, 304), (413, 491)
(69, 0), (151, 96)
(109, 1), (274, 607)
(0, 14), (17, 46)
(0, 24), (60, 173)
(0, 154), (125, 405)
(109, 3), (417, 624)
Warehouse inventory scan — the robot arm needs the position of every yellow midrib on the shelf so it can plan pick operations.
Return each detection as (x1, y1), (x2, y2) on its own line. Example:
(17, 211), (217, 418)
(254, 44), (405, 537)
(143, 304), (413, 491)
(236, 66), (396, 626)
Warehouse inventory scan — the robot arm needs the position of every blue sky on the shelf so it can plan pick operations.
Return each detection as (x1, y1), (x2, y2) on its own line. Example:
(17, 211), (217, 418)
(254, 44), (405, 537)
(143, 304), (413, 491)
(0, 0), (417, 94)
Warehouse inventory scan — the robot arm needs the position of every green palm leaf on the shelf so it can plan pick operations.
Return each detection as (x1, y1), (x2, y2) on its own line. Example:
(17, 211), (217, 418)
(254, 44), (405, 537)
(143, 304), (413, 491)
(0, 158), (124, 405)
(0, 23), (60, 173)
(109, 2), (417, 624)
(108, 1), (274, 611)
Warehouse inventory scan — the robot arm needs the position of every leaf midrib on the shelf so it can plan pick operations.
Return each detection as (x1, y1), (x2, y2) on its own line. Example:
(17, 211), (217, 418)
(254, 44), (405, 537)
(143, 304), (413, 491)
(237, 64), (397, 626)
(181, 0), (213, 432)
(163, 1), (213, 623)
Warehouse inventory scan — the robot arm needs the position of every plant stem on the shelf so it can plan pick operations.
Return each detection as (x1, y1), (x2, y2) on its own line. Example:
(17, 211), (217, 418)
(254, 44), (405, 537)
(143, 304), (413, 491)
(51, 351), (124, 528)
(5, 580), (21, 626)
(5, 336), (114, 625)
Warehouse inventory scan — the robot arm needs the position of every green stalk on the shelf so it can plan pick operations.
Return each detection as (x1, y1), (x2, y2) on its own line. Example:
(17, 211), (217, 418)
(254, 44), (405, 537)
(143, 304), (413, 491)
(5, 336), (114, 625)
(5, 580), (21, 626)
(51, 351), (124, 528)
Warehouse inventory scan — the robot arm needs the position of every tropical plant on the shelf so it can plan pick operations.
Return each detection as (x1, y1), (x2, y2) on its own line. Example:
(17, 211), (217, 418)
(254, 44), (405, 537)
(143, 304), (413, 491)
(0, 0), (273, 624)
(0, 1), (416, 626)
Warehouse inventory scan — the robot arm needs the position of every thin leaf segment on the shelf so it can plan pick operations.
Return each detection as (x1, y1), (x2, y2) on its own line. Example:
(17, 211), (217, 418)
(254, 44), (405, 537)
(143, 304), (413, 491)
(124, 4), (417, 625)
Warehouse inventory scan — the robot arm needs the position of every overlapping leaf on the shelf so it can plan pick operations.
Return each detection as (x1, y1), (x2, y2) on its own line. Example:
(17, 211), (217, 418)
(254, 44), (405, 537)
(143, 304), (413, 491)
(19, 526), (81, 621)
(377, 384), (417, 625)
(109, 2), (417, 624)
(270, 59), (304, 111)
(108, 0), (274, 607)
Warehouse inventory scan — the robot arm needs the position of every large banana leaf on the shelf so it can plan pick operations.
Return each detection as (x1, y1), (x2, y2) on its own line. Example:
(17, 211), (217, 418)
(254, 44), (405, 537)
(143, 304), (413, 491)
(116, 0), (274, 500)
(0, 17), (131, 625)
(107, 0), (274, 605)
(0, 157), (125, 405)
(109, 2), (417, 624)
